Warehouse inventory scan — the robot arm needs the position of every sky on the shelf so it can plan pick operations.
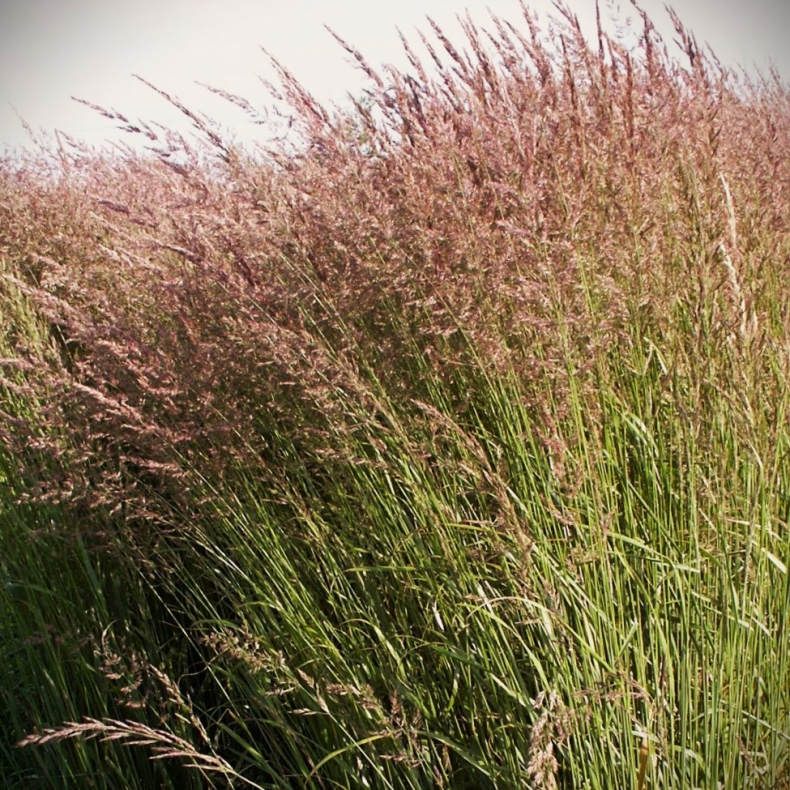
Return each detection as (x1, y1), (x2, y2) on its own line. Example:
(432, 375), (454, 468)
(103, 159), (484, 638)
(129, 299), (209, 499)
(1, 0), (789, 155)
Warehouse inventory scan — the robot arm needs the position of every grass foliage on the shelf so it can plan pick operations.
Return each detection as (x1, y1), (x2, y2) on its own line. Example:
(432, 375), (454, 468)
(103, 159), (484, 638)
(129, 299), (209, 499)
(2, 3), (790, 787)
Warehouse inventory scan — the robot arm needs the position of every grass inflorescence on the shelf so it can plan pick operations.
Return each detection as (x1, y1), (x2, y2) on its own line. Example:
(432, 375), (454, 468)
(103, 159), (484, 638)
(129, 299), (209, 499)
(2, 2), (790, 787)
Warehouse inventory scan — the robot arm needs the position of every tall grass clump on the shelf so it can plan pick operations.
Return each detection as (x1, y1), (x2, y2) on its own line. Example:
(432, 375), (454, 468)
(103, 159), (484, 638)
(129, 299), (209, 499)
(2, 2), (790, 787)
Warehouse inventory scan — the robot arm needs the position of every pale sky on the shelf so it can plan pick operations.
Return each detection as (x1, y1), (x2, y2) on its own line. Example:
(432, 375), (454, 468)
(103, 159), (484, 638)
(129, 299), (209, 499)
(1, 0), (788, 154)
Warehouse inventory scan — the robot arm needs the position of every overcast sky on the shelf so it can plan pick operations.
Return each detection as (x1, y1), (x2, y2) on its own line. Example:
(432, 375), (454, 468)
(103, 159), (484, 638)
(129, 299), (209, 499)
(1, 0), (788, 154)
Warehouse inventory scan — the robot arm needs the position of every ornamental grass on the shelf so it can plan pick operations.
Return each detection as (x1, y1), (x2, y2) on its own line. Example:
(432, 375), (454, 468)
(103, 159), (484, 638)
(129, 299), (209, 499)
(2, 2), (790, 787)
